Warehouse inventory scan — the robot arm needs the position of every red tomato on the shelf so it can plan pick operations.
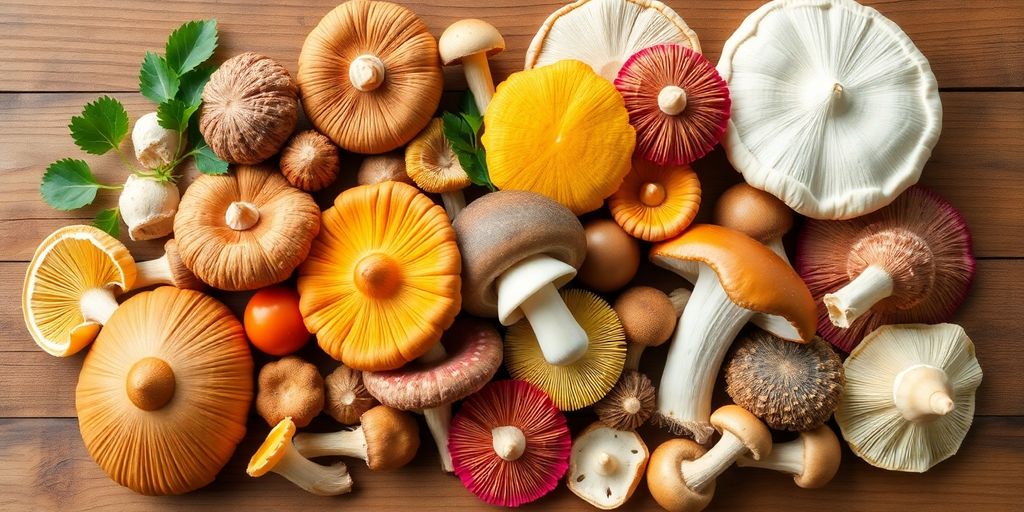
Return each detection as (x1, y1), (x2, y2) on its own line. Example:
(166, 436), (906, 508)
(244, 286), (310, 356)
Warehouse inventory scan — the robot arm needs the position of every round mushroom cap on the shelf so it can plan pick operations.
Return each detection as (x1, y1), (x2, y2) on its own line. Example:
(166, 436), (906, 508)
(247, 417), (297, 477)
(357, 151), (413, 186)
(360, 405), (420, 470)
(647, 438), (712, 512)
(256, 356), (325, 428)
(609, 158), (701, 242)
(363, 317), (503, 409)
(453, 190), (585, 318)
(793, 426), (842, 489)
(578, 219), (641, 293)
(439, 19), (506, 65)
(405, 118), (471, 193)
(279, 130), (341, 192)
(568, 423), (649, 510)
(594, 370), (657, 431)
(715, 183), (793, 243)
(324, 364), (378, 425)
(710, 405), (772, 460)
(614, 286), (677, 348)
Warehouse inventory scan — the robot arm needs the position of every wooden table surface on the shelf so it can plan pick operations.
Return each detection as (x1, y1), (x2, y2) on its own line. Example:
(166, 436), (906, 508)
(1, 1), (1022, 510)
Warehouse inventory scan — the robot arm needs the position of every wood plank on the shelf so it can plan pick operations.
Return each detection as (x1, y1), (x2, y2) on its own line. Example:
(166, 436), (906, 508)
(0, 416), (1019, 510)
(0, 1), (1021, 91)
(1, 91), (1021, 260)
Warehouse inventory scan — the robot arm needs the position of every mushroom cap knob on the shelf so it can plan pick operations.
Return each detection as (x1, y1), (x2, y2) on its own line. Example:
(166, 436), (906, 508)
(613, 286), (677, 348)
(453, 190), (586, 317)
(256, 356), (325, 428)
(710, 405), (772, 460)
(647, 438), (713, 512)
(360, 405), (420, 471)
(439, 19), (506, 65)
(794, 426), (842, 489)
(714, 183), (793, 243)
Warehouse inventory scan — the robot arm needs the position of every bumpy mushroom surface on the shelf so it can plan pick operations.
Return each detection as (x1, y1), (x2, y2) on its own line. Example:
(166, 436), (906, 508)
(613, 286), (678, 371)
(133, 239), (204, 290)
(248, 417), (353, 496)
(119, 174), (179, 241)
(280, 130), (341, 192)
(132, 111), (181, 169)
(200, 52), (298, 164)
(736, 425), (842, 489)
(609, 158), (701, 242)
(714, 182), (794, 262)
(439, 19), (505, 113)
(357, 152), (413, 185)
(578, 219), (641, 293)
(293, 405), (420, 471)
(568, 423), (649, 510)
(405, 118), (471, 219)
(324, 364), (378, 425)
(256, 356), (325, 428)
(594, 370), (657, 431)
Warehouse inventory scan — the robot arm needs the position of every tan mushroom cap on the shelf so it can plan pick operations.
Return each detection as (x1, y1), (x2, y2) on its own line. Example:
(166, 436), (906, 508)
(793, 426), (842, 489)
(439, 19), (506, 65)
(360, 405), (421, 470)
(650, 224), (816, 342)
(357, 152), (414, 186)
(324, 364), (378, 425)
(714, 183), (794, 243)
(710, 405), (772, 461)
(647, 438), (712, 512)
(405, 118), (471, 193)
(568, 423), (649, 510)
(256, 356), (325, 428)
(613, 286), (677, 348)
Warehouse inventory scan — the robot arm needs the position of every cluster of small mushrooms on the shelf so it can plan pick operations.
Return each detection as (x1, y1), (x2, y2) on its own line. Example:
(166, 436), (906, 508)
(21, 0), (983, 509)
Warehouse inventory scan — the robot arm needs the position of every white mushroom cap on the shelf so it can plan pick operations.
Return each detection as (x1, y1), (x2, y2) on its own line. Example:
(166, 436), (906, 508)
(132, 112), (182, 169)
(568, 423), (648, 509)
(439, 19), (505, 65)
(118, 174), (179, 241)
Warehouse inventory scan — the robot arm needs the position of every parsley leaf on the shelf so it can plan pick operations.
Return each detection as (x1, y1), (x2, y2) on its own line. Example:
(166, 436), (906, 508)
(442, 112), (493, 190)
(188, 120), (228, 175)
(459, 90), (482, 119)
(177, 65), (215, 107)
(69, 96), (129, 155)
(157, 99), (198, 132)
(40, 159), (105, 210)
(93, 208), (120, 237)
(139, 51), (179, 104)
(165, 20), (218, 76)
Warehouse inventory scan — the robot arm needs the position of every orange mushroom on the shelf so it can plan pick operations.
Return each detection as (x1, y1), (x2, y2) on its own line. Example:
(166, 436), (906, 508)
(609, 158), (701, 242)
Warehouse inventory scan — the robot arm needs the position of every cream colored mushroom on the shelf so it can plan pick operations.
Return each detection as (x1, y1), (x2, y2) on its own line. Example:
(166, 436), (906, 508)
(568, 423), (649, 509)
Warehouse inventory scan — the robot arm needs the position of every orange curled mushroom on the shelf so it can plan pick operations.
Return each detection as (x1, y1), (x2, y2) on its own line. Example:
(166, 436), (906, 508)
(609, 158), (701, 242)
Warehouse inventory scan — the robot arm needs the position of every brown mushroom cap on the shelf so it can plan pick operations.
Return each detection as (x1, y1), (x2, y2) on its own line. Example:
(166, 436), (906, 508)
(357, 152), (414, 185)
(593, 370), (657, 431)
(256, 356), (325, 428)
(710, 405), (772, 460)
(363, 317), (503, 409)
(647, 438), (712, 512)
(279, 130), (341, 192)
(714, 183), (793, 243)
(578, 219), (641, 293)
(439, 19), (506, 65)
(614, 286), (677, 348)
(324, 364), (378, 425)
(453, 190), (586, 317)
(793, 426), (842, 488)
(360, 405), (420, 470)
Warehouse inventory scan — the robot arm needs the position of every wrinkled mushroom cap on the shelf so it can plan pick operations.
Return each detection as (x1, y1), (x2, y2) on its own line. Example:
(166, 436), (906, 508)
(793, 426), (842, 489)
(256, 356), (325, 428)
(357, 151), (413, 185)
(247, 417), (297, 477)
(715, 183), (793, 243)
(439, 19), (506, 65)
(453, 190), (585, 317)
(324, 364), (378, 425)
(568, 423), (649, 510)
(405, 118), (471, 193)
(609, 158), (701, 242)
(647, 438), (711, 512)
(360, 405), (420, 470)
(279, 130), (341, 192)
(651, 224), (816, 342)
(594, 370), (657, 431)
(613, 286), (677, 348)
(710, 405), (773, 460)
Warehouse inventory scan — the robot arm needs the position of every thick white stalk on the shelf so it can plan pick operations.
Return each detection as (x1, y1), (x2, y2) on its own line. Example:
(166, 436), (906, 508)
(418, 343), (454, 472)
(292, 429), (367, 460)
(736, 438), (803, 474)
(892, 364), (955, 422)
(680, 432), (746, 491)
(274, 444), (353, 496)
(658, 266), (753, 443)
(133, 255), (173, 289)
(80, 288), (119, 325)
(824, 265), (894, 328)
(462, 52), (494, 114)
(440, 190), (466, 221)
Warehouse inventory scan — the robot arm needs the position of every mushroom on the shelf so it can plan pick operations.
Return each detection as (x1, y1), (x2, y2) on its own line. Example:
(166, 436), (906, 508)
(836, 323), (982, 472)
(482, 59), (636, 215)
(297, 0), (443, 154)
(718, 0), (942, 220)
(714, 183), (794, 263)
(525, 0), (700, 81)
(613, 286), (679, 371)
(735, 425), (841, 489)
(174, 164), (321, 291)
(438, 19), (505, 113)
(133, 239), (204, 290)
(453, 190), (589, 366)
(594, 370), (657, 431)
(297, 181), (461, 371)
(568, 423), (649, 510)
(650, 224), (816, 442)
(200, 52), (299, 164)
(76, 287), (253, 495)
(279, 130), (341, 192)
(293, 405), (420, 471)
(609, 158), (701, 242)
(324, 364), (378, 425)
(22, 225), (136, 357)
(505, 288), (626, 411)
(578, 219), (641, 293)
(357, 152), (413, 185)
(256, 356), (325, 428)
(448, 380), (571, 507)
(119, 174), (179, 241)
(647, 405), (772, 512)
(363, 317), (503, 472)
(615, 43), (730, 166)
(247, 417), (353, 496)
(797, 186), (975, 352)
(132, 111), (181, 169)
(405, 118), (471, 219)
(724, 329), (844, 432)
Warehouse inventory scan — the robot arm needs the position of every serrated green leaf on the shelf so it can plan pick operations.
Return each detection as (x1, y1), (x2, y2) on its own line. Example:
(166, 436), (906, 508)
(193, 143), (229, 175)
(177, 65), (215, 107)
(157, 99), (198, 132)
(442, 111), (493, 190)
(69, 96), (130, 155)
(442, 112), (476, 152)
(139, 52), (179, 104)
(459, 90), (481, 119)
(93, 208), (120, 237)
(40, 158), (102, 210)
(165, 20), (218, 76)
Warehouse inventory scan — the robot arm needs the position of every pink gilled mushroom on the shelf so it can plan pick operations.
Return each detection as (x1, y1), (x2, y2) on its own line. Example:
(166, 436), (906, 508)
(615, 43), (730, 166)
(363, 317), (503, 473)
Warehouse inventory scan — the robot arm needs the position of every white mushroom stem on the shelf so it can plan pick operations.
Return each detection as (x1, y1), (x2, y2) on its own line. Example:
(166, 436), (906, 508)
(658, 85), (688, 116)
(765, 237), (790, 265)
(680, 429), (747, 492)
(133, 253), (173, 289)
(624, 288), (690, 371)
(462, 52), (495, 114)
(271, 442), (353, 496)
(492, 425), (526, 461)
(439, 191), (467, 221)
(349, 54), (386, 92)
(596, 452), (619, 476)
(418, 342), (455, 472)
(658, 266), (753, 444)
(80, 288), (120, 325)
(292, 428), (368, 461)
(892, 364), (955, 422)
(824, 265), (894, 328)
(225, 201), (260, 231)
(736, 437), (804, 475)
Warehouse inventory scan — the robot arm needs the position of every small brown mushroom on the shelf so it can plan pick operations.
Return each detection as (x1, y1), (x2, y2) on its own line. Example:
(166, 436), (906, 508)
(735, 425), (841, 489)
(578, 219), (641, 293)
(357, 152), (414, 186)
(593, 370), (657, 431)
(293, 405), (420, 471)
(324, 364), (378, 425)
(256, 356), (325, 428)
(614, 286), (678, 370)
(714, 183), (794, 262)
(279, 130), (340, 192)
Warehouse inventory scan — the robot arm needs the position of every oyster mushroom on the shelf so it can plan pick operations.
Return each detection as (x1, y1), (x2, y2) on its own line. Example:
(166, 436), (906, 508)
(453, 190), (588, 366)
(593, 370), (657, 431)
(133, 239), (204, 290)
(714, 182), (794, 263)
(279, 130), (341, 192)
(439, 19), (505, 113)
(405, 118), (471, 219)
(609, 158), (701, 242)
(613, 286), (679, 371)
(357, 152), (413, 186)
(118, 174), (179, 241)
(293, 405), (420, 471)
(735, 425), (842, 489)
(248, 417), (353, 496)
(578, 219), (641, 293)
(568, 423), (649, 510)
(256, 356), (325, 428)
(324, 364), (378, 425)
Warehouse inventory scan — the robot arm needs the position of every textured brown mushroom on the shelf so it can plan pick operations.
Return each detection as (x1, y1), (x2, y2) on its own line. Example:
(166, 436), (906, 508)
(133, 239), (204, 290)
(357, 151), (414, 185)
(324, 364), (378, 425)
(714, 183), (794, 262)
(293, 405), (420, 471)
(578, 219), (641, 293)
(200, 52), (298, 164)
(736, 425), (842, 489)
(594, 370), (657, 431)
(279, 130), (340, 192)
(568, 423), (649, 510)
(256, 356), (325, 428)
(614, 286), (678, 370)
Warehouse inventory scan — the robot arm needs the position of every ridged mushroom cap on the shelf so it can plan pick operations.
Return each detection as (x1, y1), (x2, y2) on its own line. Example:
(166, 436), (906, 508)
(593, 370), (657, 431)
(609, 158), (701, 242)
(324, 364), (378, 425)
(256, 356), (325, 428)
(405, 118), (471, 193)
(360, 405), (421, 470)
(279, 130), (341, 192)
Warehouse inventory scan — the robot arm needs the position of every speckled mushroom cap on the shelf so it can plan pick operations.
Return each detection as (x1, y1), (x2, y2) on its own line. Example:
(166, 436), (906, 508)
(452, 190), (586, 318)
(363, 317), (503, 410)
(613, 286), (677, 348)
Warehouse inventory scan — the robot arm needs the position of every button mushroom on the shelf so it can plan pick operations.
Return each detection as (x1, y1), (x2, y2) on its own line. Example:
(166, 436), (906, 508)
(568, 423), (649, 510)
(357, 151), (414, 186)
(293, 405), (420, 471)
(439, 19), (505, 114)
(118, 174), (179, 241)
(608, 158), (701, 242)
(247, 417), (353, 496)
(714, 183), (794, 263)
(613, 286), (680, 371)
(324, 364), (378, 425)
(279, 130), (341, 192)
(650, 224), (816, 442)
(594, 370), (657, 431)
(132, 111), (181, 169)
(647, 405), (772, 512)
(453, 190), (589, 366)
(405, 118), (471, 219)
(735, 425), (842, 489)
(363, 317), (503, 472)
(578, 219), (641, 293)
(256, 356), (325, 428)
(132, 239), (204, 290)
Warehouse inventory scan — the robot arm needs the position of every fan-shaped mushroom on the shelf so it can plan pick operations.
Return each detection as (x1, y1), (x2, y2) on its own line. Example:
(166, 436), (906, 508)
(568, 423), (649, 510)
(405, 118), (471, 219)
(609, 158), (701, 242)
(324, 364), (378, 425)
(735, 425), (841, 489)
(714, 183), (794, 263)
(279, 130), (340, 192)
(256, 356), (325, 428)
(439, 19), (505, 113)
(578, 219), (641, 293)
(248, 417), (353, 496)
(293, 405), (420, 471)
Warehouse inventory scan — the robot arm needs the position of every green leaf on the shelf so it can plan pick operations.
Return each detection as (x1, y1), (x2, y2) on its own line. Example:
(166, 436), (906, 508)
(139, 51), (179, 104)
(40, 158), (103, 210)
(462, 112), (483, 139)
(165, 20), (218, 76)
(93, 208), (120, 237)
(187, 122), (228, 175)
(157, 99), (198, 132)
(442, 112), (493, 190)
(459, 90), (481, 119)
(442, 112), (476, 152)
(69, 96), (130, 155)
(177, 65), (215, 107)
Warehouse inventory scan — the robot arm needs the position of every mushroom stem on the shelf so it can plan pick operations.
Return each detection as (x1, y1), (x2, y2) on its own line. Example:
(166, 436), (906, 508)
(765, 238), (790, 265)
(892, 364), (955, 422)
(680, 431), (747, 492)
(597, 452), (619, 476)
(658, 266), (752, 443)
(440, 190), (467, 220)
(80, 287), (120, 325)
(133, 254), (173, 289)
(348, 54), (386, 92)
(491, 425), (526, 461)
(824, 265), (894, 328)
(418, 342), (455, 473)
(292, 428), (368, 461)
(736, 437), (803, 475)
(658, 85), (688, 116)
(272, 442), (354, 496)
(225, 201), (260, 231)
(462, 52), (495, 114)
(624, 345), (645, 372)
